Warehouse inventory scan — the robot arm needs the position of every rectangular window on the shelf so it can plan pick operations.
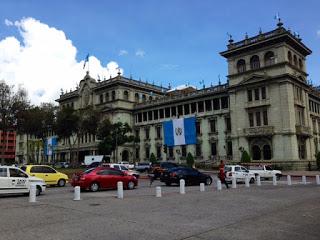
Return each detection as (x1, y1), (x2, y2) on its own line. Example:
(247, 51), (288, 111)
(211, 142), (217, 156)
(165, 107), (170, 118)
(135, 148), (139, 159)
(221, 97), (229, 109)
(157, 146), (161, 158)
(135, 129), (139, 139)
(148, 111), (153, 121)
(213, 98), (220, 110)
(191, 102), (197, 113)
(198, 101), (204, 112)
(249, 113), (254, 127)
(181, 145), (187, 157)
(263, 111), (268, 125)
(254, 89), (260, 100)
(261, 87), (266, 99)
(227, 141), (233, 156)
(178, 105), (183, 116)
(159, 109), (164, 119)
(210, 119), (216, 132)
(205, 100), (212, 111)
(99, 94), (104, 104)
(143, 112), (147, 122)
(256, 112), (261, 126)
(196, 122), (201, 135)
(156, 126), (161, 139)
(138, 113), (142, 122)
(184, 104), (190, 115)
(247, 90), (252, 102)
(145, 128), (150, 140)
(171, 106), (176, 117)
(145, 147), (150, 159)
(196, 144), (202, 157)
(153, 110), (158, 120)
(226, 117), (231, 132)
(169, 147), (174, 158)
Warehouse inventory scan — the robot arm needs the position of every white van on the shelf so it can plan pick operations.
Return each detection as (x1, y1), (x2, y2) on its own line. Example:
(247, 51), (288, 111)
(0, 166), (46, 196)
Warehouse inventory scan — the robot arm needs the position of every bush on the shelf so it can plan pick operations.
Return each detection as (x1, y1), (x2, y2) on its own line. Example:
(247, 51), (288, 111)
(149, 153), (157, 164)
(241, 150), (251, 163)
(186, 152), (194, 168)
(316, 152), (320, 170)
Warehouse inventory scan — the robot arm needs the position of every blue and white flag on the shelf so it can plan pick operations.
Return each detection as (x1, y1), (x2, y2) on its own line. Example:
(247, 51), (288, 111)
(163, 117), (196, 146)
(45, 137), (58, 156)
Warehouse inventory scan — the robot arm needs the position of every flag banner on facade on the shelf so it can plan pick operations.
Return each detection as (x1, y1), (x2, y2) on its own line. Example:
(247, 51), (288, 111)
(83, 54), (89, 69)
(163, 117), (196, 146)
(45, 137), (58, 156)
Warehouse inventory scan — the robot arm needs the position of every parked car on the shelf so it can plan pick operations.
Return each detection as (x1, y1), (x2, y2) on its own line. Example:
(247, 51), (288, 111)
(134, 162), (152, 172)
(246, 165), (282, 180)
(151, 162), (179, 179)
(224, 165), (255, 183)
(55, 162), (69, 168)
(104, 163), (140, 178)
(71, 167), (138, 192)
(0, 166), (46, 196)
(118, 161), (135, 169)
(21, 165), (68, 187)
(160, 167), (212, 186)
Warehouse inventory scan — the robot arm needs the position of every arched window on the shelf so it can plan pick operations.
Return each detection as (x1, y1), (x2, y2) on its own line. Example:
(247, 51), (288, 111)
(288, 51), (292, 64)
(293, 55), (298, 66)
(237, 59), (246, 73)
(263, 145), (272, 160)
(252, 145), (261, 160)
(149, 96), (153, 101)
(135, 93), (139, 102)
(250, 55), (260, 70)
(299, 59), (303, 70)
(112, 90), (116, 100)
(264, 51), (275, 66)
(142, 94), (146, 102)
(123, 90), (129, 100)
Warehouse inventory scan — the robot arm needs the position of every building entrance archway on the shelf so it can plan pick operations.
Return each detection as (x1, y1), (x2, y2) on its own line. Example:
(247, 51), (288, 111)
(122, 150), (129, 162)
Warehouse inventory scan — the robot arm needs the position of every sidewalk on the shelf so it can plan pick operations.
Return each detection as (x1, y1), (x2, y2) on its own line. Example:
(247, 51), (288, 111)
(282, 170), (320, 177)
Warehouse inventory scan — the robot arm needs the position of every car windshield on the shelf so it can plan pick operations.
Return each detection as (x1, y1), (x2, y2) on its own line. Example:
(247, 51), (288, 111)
(224, 166), (232, 172)
(265, 166), (273, 170)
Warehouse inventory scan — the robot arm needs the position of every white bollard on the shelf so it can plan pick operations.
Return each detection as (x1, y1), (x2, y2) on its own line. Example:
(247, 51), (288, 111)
(200, 183), (205, 192)
(232, 176), (237, 189)
(217, 179), (222, 191)
(179, 179), (185, 194)
(273, 175), (277, 186)
(256, 175), (261, 186)
(29, 184), (36, 203)
(245, 176), (250, 188)
(316, 175), (320, 185)
(287, 175), (292, 186)
(156, 186), (162, 197)
(117, 181), (124, 199)
(302, 176), (307, 185)
(73, 186), (81, 201)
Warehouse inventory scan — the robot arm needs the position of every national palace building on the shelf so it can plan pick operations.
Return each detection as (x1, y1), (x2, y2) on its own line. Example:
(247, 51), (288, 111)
(16, 21), (320, 169)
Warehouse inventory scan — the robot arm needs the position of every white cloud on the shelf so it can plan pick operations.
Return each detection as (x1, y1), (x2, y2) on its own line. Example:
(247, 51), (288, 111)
(0, 17), (123, 105)
(135, 49), (145, 57)
(118, 49), (128, 56)
(4, 19), (13, 26)
(317, 30), (320, 37)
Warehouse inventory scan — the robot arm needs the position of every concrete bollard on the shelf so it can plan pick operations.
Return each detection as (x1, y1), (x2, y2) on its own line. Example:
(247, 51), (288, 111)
(273, 175), (277, 186)
(73, 186), (81, 201)
(156, 186), (162, 197)
(217, 179), (222, 191)
(179, 179), (185, 194)
(287, 175), (292, 186)
(117, 181), (124, 199)
(232, 176), (237, 189)
(316, 175), (320, 185)
(256, 175), (261, 186)
(245, 176), (250, 188)
(200, 183), (205, 192)
(29, 184), (36, 203)
(302, 176), (307, 185)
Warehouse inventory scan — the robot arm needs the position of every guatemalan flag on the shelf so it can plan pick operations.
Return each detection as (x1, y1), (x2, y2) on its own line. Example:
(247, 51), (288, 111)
(163, 117), (197, 147)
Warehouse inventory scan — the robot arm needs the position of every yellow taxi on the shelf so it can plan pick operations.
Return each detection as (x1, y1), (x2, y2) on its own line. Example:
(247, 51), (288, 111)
(21, 165), (68, 187)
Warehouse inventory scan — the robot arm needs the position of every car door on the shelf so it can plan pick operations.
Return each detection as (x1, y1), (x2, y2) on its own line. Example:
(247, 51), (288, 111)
(0, 167), (10, 194)
(187, 168), (200, 185)
(108, 169), (126, 188)
(240, 167), (250, 180)
(42, 166), (58, 184)
(96, 170), (113, 189)
(234, 166), (242, 181)
(8, 168), (29, 194)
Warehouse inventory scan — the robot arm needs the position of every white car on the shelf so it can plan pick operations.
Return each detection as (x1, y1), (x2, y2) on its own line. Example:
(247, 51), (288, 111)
(0, 166), (46, 196)
(106, 163), (140, 178)
(118, 161), (135, 169)
(247, 165), (282, 180)
(224, 165), (255, 183)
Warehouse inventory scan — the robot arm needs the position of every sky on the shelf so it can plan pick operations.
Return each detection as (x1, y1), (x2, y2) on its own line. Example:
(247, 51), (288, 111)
(0, 0), (319, 105)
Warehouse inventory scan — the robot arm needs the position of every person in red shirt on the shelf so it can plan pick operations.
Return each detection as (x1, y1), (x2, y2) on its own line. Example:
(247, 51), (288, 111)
(218, 160), (229, 189)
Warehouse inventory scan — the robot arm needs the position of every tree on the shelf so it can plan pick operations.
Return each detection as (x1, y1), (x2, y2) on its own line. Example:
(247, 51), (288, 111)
(186, 152), (194, 168)
(149, 153), (157, 164)
(97, 119), (134, 162)
(241, 150), (251, 163)
(0, 81), (29, 165)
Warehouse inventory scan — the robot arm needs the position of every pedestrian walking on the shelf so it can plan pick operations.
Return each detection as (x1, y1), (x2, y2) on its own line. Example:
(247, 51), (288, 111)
(148, 172), (155, 187)
(218, 160), (229, 189)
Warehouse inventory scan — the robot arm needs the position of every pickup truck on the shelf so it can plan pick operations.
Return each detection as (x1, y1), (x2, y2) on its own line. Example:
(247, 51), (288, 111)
(247, 165), (282, 180)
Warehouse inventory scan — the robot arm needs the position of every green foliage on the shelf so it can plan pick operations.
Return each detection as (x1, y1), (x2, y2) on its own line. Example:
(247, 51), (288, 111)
(186, 152), (194, 168)
(241, 150), (251, 163)
(149, 153), (157, 164)
(316, 152), (320, 170)
(55, 107), (79, 140)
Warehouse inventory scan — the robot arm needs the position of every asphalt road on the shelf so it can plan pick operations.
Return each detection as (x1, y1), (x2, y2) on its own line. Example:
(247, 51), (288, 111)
(0, 177), (320, 240)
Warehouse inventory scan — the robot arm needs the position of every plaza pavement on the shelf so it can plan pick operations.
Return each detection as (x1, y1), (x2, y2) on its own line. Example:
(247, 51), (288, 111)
(0, 176), (319, 240)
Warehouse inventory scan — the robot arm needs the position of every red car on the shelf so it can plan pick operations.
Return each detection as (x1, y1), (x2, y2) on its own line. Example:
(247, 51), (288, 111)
(71, 167), (138, 192)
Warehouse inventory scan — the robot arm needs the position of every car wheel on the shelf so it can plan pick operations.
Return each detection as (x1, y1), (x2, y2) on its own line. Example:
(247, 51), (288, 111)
(127, 181), (135, 190)
(250, 178), (255, 184)
(36, 186), (41, 196)
(90, 182), (100, 192)
(205, 177), (212, 185)
(57, 179), (66, 187)
(165, 181), (171, 186)
(276, 174), (281, 181)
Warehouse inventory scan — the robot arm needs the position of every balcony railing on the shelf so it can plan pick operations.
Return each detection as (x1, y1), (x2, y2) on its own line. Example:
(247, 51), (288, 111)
(295, 125), (311, 136)
(243, 126), (274, 136)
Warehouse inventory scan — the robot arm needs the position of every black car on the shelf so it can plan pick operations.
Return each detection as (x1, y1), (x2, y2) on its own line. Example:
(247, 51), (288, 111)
(160, 167), (212, 186)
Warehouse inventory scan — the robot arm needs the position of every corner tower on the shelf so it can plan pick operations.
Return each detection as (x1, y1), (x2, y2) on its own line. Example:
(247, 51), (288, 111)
(220, 20), (312, 168)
